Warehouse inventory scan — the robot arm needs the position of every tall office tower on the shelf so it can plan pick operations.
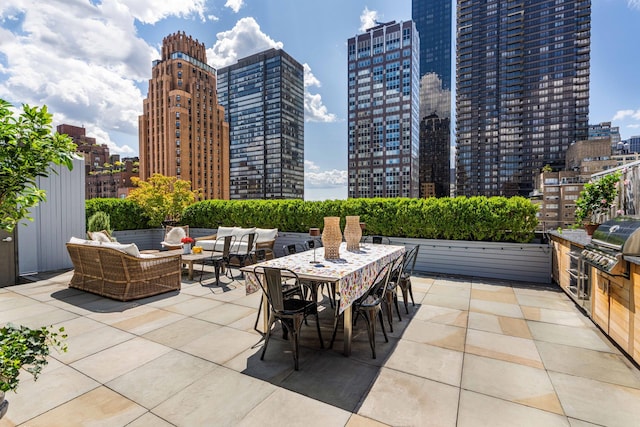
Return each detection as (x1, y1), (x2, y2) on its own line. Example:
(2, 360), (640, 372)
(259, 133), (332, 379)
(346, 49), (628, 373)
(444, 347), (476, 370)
(139, 32), (230, 200)
(455, 0), (590, 197)
(217, 48), (304, 199)
(413, 0), (452, 198)
(347, 21), (420, 198)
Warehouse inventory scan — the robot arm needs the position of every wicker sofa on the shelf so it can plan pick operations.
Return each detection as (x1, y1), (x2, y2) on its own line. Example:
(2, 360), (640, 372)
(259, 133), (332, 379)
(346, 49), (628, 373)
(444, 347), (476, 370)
(66, 241), (182, 301)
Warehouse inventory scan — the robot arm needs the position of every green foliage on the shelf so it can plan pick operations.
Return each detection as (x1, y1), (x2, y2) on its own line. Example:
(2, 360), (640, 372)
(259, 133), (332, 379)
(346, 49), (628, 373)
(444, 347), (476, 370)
(575, 171), (622, 224)
(127, 174), (199, 227)
(0, 99), (77, 232)
(182, 196), (538, 243)
(0, 323), (68, 392)
(87, 211), (112, 233)
(85, 198), (150, 231)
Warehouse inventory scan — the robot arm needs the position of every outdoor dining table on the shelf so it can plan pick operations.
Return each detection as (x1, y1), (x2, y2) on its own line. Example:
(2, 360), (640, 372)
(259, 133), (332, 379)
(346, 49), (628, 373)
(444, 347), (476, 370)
(242, 242), (405, 356)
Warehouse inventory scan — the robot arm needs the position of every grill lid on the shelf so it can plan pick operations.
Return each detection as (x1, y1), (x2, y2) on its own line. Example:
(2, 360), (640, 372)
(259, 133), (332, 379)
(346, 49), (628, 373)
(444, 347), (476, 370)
(591, 216), (640, 255)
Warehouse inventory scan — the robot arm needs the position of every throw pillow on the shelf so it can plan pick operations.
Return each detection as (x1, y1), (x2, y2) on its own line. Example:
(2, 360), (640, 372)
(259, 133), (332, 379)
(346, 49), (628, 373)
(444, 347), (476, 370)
(166, 227), (186, 243)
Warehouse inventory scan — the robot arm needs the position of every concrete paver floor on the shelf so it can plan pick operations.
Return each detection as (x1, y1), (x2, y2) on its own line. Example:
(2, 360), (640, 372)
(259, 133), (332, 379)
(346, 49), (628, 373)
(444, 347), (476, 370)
(1, 269), (639, 426)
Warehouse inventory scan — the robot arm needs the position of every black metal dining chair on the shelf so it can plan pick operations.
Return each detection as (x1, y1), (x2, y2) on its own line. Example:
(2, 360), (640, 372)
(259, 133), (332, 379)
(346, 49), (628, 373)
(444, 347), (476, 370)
(199, 235), (235, 285)
(398, 245), (420, 313)
(329, 257), (396, 359)
(254, 266), (324, 370)
(381, 252), (405, 332)
(365, 235), (391, 245)
(229, 232), (257, 278)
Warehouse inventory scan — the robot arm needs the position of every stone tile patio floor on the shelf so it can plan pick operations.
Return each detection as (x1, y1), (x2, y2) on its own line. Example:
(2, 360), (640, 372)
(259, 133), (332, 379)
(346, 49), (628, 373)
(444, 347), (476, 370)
(1, 268), (640, 426)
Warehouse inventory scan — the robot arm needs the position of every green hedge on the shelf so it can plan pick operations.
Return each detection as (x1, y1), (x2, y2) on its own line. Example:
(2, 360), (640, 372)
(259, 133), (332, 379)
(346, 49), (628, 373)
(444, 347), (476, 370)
(181, 196), (538, 243)
(85, 198), (150, 231)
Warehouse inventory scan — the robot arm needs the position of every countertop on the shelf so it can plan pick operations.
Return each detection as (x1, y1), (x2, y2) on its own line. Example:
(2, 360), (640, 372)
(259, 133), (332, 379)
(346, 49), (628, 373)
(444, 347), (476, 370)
(548, 229), (592, 247)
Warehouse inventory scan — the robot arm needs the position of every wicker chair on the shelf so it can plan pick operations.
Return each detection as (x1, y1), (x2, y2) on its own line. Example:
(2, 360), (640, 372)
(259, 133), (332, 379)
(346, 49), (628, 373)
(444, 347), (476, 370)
(66, 243), (182, 301)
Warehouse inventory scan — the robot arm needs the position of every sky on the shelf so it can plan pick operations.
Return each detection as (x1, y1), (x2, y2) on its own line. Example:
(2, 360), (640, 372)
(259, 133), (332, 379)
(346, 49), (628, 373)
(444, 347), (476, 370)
(1, 0), (639, 201)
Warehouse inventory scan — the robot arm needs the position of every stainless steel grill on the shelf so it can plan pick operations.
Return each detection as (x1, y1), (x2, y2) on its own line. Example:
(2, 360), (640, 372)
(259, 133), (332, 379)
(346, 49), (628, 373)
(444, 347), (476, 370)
(581, 216), (640, 275)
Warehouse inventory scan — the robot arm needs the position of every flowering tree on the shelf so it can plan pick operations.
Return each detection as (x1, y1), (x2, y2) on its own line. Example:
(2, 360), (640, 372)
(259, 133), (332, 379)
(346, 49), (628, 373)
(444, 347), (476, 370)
(575, 171), (622, 225)
(0, 99), (76, 232)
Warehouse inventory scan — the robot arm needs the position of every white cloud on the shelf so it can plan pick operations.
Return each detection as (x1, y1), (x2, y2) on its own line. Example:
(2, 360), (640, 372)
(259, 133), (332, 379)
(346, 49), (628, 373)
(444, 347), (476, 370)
(225, 0), (244, 13)
(305, 161), (347, 188)
(86, 127), (136, 155)
(359, 7), (379, 32)
(628, 124), (640, 129)
(612, 109), (638, 121)
(119, 0), (207, 24)
(629, 1), (640, 10)
(207, 14), (219, 21)
(206, 17), (283, 68)
(304, 63), (321, 88)
(0, 0), (161, 155)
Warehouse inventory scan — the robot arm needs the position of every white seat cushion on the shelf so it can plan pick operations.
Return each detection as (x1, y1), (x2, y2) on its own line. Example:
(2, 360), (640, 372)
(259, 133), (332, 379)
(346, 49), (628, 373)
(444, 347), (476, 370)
(216, 226), (238, 238)
(89, 231), (112, 243)
(69, 236), (99, 245)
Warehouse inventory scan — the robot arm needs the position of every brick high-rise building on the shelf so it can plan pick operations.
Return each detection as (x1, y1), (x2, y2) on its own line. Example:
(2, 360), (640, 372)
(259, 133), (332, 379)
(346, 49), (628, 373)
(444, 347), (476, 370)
(455, 0), (590, 197)
(139, 31), (230, 199)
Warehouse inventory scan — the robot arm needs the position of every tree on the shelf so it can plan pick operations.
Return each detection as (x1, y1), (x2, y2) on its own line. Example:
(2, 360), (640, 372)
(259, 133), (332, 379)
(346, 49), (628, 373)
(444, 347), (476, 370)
(0, 99), (76, 232)
(127, 173), (199, 227)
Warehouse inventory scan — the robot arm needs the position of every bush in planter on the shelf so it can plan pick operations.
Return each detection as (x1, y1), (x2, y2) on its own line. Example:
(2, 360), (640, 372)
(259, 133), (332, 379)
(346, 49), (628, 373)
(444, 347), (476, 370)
(87, 211), (112, 235)
(1, 323), (68, 420)
(0, 324), (67, 393)
(575, 171), (622, 225)
(86, 198), (150, 231)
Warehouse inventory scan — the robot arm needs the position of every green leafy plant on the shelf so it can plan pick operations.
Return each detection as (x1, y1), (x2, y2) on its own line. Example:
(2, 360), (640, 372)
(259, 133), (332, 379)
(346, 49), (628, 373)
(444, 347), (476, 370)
(0, 99), (77, 232)
(127, 173), (200, 227)
(575, 171), (622, 225)
(0, 323), (68, 392)
(85, 198), (150, 231)
(87, 211), (112, 234)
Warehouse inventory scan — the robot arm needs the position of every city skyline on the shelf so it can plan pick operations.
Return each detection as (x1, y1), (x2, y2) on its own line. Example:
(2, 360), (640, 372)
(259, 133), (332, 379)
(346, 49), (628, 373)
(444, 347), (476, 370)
(0, 0), (639, 200)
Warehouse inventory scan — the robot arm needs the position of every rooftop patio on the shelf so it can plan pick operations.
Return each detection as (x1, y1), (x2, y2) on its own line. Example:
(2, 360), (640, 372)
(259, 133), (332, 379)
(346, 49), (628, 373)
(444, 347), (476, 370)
(1, 269), (640, 426)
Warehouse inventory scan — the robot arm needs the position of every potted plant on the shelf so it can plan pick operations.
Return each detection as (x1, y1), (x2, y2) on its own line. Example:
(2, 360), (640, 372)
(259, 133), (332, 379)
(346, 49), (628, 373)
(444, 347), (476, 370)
(181, 236), (195, 254)
(575, 171), (622, 235)
(0, 323), (67, 419)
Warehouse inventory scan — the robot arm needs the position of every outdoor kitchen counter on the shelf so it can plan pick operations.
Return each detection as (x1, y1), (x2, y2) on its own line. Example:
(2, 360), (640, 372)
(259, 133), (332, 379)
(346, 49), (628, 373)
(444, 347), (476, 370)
(550, 229), (640, 365)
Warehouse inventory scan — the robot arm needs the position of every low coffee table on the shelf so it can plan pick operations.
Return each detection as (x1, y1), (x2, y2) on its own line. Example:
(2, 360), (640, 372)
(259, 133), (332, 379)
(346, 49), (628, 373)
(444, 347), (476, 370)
(152, 250), (212, 280)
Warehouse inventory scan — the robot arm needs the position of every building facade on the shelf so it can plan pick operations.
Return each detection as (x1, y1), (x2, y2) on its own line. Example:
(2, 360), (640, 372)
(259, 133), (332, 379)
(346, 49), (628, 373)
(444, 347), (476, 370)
(139, 32), (229, 200)
(57, 124), (138, 199)
(217, 48), (304, 199)
(347, 21), (420, 198)
(413, 0), (452, 198)
(455, 0), (591, 197)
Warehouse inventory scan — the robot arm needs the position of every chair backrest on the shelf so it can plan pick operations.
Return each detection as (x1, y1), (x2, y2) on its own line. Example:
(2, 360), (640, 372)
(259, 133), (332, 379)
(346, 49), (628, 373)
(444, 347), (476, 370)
(283, 243), (305, 255)
(218, 235), (235, 257)
(235, 232), (256, 255)
(389, 252), (406, 286)
(254, 266), (301, 312)
(370, 235), (390, 245)
(251, 248), (268, 263)
(305, 239), (321, 250)
(356, 258), (396, 308)
(402, 245), (420, 277)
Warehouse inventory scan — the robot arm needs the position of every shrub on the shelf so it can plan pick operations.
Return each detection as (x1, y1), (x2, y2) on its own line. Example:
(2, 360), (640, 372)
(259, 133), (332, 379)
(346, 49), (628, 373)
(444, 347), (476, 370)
(182, 196), (538, 243)
(85, 198), (150, 231)
(87, 211), (112, 233)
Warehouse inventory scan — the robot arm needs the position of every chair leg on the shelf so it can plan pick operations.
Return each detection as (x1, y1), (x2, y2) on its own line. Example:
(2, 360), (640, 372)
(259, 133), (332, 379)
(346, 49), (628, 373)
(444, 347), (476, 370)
(260, 312), (276, 361)
(314, 308), (324, 349)
(384, 292), (394, 333)
(393, 293), (402, 322)
(291, 317), (303, 371)
(329, 305), (341, 349)
(400, 284), (410, 314)
(364, 311), (376, 359)
(253, 294), (264, 332)
(408, 279), (415, 306)
(378, 309), (388, 343)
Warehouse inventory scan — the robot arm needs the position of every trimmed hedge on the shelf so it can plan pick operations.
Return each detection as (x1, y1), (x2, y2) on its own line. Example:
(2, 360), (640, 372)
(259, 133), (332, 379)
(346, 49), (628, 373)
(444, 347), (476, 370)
(85, 196), (538, 242)
(181, 196), (538, 243)
(85, 198), (150, 231)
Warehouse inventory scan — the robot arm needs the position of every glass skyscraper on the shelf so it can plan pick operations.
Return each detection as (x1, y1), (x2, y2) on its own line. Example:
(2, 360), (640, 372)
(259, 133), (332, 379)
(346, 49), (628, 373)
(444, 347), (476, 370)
(217, 48), (305, 199)
(413, 0), (452, 198)
(347, 21), (420, 199)
(455, 0), (590, 197)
